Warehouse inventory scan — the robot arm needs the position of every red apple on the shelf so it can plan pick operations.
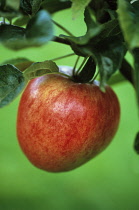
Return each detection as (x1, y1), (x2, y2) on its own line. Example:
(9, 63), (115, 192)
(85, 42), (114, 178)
(17, 73), (120, 172)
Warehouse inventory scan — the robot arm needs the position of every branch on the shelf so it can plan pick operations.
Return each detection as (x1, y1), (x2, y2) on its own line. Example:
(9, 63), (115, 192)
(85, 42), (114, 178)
(108, 59), (134, 86)
(120, 58), (134, 85)
(52, 36), (71, 46)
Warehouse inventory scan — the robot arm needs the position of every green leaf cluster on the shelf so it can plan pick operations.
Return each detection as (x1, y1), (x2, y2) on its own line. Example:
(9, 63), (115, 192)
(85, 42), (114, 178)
(61, 7), (125, 88)
(0, 0), (139, 146)
(0, 64), (25, 108)
(0, 0), (138, 101)
(0, 0), (74, 108)
(41, 0), (71, 14)
(118, 0), (139, 109)
(71, 0), (91, 18)
(0, 0), (20, 20)
(0, 10), (54, 50)
(0, 60), (59, 107)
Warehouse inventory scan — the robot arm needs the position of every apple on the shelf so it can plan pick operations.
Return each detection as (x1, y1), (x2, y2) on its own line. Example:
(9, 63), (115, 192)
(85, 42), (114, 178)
(17, 73), (120, 172)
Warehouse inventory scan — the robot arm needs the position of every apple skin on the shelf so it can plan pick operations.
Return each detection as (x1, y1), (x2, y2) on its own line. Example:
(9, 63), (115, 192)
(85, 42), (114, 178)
(17, 74), (120, 172)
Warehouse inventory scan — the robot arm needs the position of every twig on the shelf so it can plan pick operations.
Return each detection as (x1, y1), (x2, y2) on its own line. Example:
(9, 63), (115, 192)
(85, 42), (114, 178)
(120, 58), (134, 85)
(53, 36), (71, 46)
(75, 57), (88, 75)
(52, 53), (75, 61)
(52, 20), (74, 36)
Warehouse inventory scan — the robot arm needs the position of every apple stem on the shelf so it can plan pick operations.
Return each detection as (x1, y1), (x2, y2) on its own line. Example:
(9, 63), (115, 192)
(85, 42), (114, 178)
(119, 59), (134, 85)
(72, 56), (80, 76)
(89, 71), (99, 84)
(75, 57), (88, 75)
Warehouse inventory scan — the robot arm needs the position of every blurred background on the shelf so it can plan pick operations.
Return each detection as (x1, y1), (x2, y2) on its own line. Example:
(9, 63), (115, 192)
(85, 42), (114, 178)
(1, 9), (139, 210)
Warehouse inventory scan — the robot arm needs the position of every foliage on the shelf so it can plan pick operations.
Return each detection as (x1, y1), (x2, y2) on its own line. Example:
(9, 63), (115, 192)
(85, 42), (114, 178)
(0, 64), (26, 108)
(0, 0), (139, 152)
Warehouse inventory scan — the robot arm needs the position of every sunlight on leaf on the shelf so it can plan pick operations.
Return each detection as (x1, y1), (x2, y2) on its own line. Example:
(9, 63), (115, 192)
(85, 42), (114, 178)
(60, 8), (102, 45)
(2, 58), (33, 72)
(118, 0), (139, 49)
(26, 10), (54, 45)
(24, 60), (59, 80)
(0, 10), (54, 50)
(71, 0), (91, 18)
(6, 0), (20, 10)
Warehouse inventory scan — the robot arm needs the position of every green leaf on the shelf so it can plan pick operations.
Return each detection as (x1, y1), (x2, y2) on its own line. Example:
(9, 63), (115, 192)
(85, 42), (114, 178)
(31, 0), (43, 15)
(132, 48), (139, 107)
(84, 8), (102, 39)
(0, 0), (6, 8)
(92, 36), (126, 89)
(6, 0), (20, 10)
(20, 0), (71, 15)
(24, 60), (59, 80)
(134, 131), (139, 154)
(0, 64), (26, 108)
(88, 0), (110, 23)
(0, 24), (26, 49)
(61, 16), (121, 59)
(19, 0), (44, 15)
(60, 8), (103, 45)
(0, 10), (54, 50)
(2, 58), (33, 71)
(71, 0), (91, 18)
(118, 0), (139, 49)
(26, 10), (54, 45)
(105, 0), (117, 10)
(20, 0), (32, 15)
(92, 19), (121, 43)
(0, 6), (20, 20)
(41, 0), (71, 14)
(13, 16), (30, 27)
(74, 56), (96, 83)
(0, 0), (20, 20)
